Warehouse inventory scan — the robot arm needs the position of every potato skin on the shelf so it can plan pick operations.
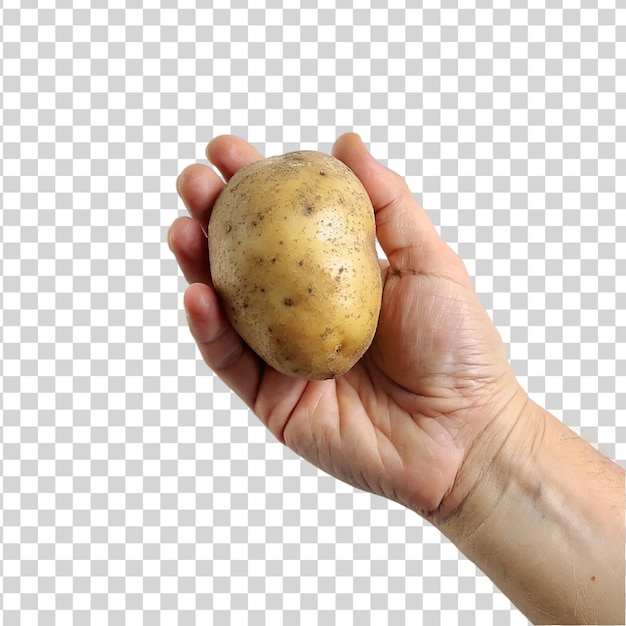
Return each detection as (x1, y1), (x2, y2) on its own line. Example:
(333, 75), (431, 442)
(208, 150), (382, 380)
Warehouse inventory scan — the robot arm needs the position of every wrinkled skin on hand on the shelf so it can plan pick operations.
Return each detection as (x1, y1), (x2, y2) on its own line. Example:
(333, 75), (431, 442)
(168, 134), (527, 521)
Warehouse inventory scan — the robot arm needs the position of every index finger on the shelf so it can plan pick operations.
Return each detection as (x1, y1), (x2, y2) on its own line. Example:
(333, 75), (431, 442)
(207, 135), (265, 182)
(175, 136), (265, 233)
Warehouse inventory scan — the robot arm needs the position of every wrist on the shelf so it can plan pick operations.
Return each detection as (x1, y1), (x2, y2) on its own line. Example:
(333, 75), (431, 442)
(431, 393), (625, 625)
(428, 381), (539, 530)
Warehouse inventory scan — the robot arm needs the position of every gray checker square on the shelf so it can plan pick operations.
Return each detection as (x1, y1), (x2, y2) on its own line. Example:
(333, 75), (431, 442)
(0, 3), (623, 626)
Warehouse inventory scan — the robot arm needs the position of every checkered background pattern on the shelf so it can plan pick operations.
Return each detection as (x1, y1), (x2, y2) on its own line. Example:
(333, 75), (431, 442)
(1, 2), (624, 625)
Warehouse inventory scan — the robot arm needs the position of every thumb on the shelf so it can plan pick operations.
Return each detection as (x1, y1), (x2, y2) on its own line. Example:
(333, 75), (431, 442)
(332, 133), (457, 276)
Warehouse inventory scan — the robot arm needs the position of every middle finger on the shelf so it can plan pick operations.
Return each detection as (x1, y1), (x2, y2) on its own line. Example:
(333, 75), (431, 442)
(176, 163), (225, 233)
(168, 216), (212, 286)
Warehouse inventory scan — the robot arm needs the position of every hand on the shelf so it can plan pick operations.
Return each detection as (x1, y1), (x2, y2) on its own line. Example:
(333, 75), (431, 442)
(168, 134), (529, 521)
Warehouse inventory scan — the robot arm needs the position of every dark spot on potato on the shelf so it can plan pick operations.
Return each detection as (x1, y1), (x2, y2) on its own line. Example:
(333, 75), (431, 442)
(335, 267), (346, 281)
(305, 205), (314, 215)
(320, 170), (326, 176)
(307, 287), (313, 293)
(268, 326), (272, 334)
(298, 260), (304, 267)
(335, 344), (343, 353)
(225, 224), (232, 233)
(284, 298), (294, 307)
(272, 258), (277, 264)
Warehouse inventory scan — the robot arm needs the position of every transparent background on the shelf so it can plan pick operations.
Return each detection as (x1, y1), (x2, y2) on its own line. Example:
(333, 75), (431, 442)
(1, 2), (624, 625)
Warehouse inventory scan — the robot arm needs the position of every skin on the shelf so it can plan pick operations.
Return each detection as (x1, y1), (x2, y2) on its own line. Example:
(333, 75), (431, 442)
(208, 151), (382, 379)
(169, 134), (625, 625)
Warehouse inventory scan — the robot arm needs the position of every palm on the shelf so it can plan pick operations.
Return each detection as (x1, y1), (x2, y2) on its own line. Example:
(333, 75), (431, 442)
(170, 134), (520, 519)
(254, 262), (512, 517)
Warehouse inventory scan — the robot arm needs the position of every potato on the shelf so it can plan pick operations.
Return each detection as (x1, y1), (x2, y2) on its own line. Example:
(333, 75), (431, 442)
(208, 150), (382, 380)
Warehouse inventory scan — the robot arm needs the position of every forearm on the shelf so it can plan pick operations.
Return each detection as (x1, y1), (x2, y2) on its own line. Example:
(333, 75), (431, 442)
(435, 399), (625, 625)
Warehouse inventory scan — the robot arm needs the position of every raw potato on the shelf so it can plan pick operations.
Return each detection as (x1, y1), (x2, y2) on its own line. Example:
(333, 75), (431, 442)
(208, 150), (382, 380)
